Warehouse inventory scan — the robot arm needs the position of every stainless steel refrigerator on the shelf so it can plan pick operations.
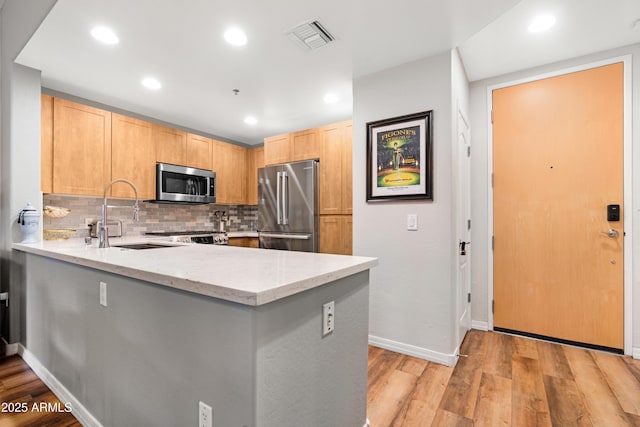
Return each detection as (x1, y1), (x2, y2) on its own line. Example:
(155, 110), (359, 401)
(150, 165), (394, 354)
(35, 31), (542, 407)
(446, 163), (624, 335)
(258, 159), (319, 252)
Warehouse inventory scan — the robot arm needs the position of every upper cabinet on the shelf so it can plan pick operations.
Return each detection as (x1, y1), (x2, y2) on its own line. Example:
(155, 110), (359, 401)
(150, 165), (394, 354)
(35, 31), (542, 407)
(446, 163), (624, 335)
(246, 146), (264, 205)
(264, 128), (320, 165)
(212, 140), (247, 205)
(111, 114), (156, 199)
(186, 133), (213, 170)
(264, 133), (291, 165)
(291, 128), (319, 162)
(51, 98), (112, 196)
(155, 124), (186, 166)
(41, 94), (53, 193)
(319, 120), (352, 215)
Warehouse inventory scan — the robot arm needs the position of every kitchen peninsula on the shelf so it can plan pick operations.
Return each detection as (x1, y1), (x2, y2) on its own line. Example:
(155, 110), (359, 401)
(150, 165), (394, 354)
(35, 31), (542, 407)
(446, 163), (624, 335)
(13, 239), (376, 427)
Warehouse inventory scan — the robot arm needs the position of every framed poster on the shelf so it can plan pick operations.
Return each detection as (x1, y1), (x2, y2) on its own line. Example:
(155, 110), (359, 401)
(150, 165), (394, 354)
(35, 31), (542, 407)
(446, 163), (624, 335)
(366, 110), (433, 201)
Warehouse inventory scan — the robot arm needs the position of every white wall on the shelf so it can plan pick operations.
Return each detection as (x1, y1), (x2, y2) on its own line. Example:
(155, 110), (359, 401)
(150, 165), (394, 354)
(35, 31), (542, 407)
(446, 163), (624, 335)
(0, 0), (57, 343)
(353, 51), (460, 364)
(469, 43), (640, 355)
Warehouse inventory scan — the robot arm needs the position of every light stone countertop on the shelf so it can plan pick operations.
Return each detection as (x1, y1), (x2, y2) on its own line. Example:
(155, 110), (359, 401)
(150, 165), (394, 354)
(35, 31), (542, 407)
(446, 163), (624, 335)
(13, 237), (377, 306)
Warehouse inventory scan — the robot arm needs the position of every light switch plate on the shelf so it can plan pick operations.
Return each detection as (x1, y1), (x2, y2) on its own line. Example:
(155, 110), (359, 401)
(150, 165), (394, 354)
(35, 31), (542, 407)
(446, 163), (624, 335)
(407, 214), (418, 231)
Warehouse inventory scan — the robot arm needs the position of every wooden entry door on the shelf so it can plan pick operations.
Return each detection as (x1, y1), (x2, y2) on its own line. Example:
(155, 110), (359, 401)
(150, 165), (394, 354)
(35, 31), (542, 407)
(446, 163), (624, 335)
(493, 62), (624, 350)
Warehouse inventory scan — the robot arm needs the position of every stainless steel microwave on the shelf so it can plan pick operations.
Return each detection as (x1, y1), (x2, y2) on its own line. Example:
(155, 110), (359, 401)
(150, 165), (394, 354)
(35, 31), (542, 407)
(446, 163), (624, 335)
(156, 163), (216, 204)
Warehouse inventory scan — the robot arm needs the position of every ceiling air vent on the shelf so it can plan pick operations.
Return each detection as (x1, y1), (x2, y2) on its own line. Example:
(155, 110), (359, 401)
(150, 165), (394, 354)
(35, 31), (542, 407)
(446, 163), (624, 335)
(287, 19), (335, 51)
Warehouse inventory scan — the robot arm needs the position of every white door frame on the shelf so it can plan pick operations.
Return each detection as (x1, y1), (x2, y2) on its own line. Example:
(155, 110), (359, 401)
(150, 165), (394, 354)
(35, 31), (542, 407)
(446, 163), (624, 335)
(486, 55), (633, 355)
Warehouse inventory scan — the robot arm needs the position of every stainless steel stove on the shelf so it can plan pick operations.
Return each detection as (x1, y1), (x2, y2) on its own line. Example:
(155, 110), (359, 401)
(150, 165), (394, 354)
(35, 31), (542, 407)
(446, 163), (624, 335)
(145, 230), (228, 245)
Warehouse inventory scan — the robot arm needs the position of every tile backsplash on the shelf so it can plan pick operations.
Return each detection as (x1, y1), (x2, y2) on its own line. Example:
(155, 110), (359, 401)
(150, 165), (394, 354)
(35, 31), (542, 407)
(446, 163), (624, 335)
(43, 194), (258, 238)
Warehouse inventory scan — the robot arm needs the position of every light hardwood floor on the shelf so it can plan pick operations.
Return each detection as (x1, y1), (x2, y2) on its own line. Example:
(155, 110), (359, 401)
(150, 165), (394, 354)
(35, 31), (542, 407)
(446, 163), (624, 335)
(1, 330), (639, 426)
(367, 330), (640, 426)
(0, 355), (80, 427)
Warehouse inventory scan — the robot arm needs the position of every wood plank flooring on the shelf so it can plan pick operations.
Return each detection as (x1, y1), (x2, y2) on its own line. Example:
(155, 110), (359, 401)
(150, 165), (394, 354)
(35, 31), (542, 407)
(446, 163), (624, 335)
(0, 355), (80, 427)
(1, 330), (639, 426)
(368, 330), (640, 426)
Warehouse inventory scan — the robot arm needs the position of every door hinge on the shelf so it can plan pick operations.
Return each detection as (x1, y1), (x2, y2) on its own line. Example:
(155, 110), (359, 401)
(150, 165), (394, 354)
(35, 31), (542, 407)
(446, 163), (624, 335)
(491, 110), (494, 124)
(467, 219), (471, 230)
(467, 293), (471, 303)
(492, 300), (495, 314)
(467, 146), (471, 157)
(492, 236), (494, 250)
(491, 173), (494, 188)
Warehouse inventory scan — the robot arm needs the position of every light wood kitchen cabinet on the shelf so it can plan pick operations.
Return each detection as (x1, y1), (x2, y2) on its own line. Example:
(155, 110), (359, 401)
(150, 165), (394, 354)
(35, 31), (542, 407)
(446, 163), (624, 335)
(154, 124), (186, 166)
(228, 237), (259, 248)
(186, 133), (213, 170)
(111, 114), (156, 199)
(246, 146), (264, 205)
(41, 94), (53, 193)
(319, 120), (352, 215)
(320, 215), (352, 255)
(52, 98), (112, 196)
(264, 133), (291, 165)
(212, 140), (247, 204)
(342, 122), (353, 215)
(291, 128), (319, 161)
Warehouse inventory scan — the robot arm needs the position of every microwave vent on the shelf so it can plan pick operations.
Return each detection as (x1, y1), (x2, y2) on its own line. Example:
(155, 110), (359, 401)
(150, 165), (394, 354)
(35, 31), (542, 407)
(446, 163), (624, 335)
(287, 19), (335, 51)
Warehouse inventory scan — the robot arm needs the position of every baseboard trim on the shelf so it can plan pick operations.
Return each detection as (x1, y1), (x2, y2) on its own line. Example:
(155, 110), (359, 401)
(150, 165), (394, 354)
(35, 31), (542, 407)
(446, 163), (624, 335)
(18, 345), (103, 427)
(633, 347), (640, 360)
(368, 335), (457, 367)
(471, 320), (489, 331)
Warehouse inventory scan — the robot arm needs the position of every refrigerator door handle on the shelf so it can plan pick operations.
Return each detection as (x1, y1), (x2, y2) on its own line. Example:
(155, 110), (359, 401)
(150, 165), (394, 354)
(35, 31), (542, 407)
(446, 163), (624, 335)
(259, 233), (311, 240)
(276, 171), (282, 225)
(282, 171), (289, 225)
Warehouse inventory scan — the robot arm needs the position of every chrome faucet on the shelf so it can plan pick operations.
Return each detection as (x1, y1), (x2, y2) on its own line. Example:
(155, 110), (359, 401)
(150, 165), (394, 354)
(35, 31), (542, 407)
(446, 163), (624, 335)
(99, 179), (139, 248)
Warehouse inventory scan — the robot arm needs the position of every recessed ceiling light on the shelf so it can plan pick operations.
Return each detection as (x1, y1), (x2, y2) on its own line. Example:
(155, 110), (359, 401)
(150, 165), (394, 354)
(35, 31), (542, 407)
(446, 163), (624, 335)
(142, 77), (162, 90)
(528, 14), (556, 33)
(224, 28), (248, 46)
(244, 116), (258, 126)
(323, 93), (339, 104)
(91, 26), (119, 45)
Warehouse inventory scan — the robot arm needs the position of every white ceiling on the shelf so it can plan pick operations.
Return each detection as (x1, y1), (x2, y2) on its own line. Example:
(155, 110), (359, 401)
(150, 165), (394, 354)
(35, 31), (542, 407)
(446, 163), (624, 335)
(460, 0), (640, 81)
(16, 0), (640, 145)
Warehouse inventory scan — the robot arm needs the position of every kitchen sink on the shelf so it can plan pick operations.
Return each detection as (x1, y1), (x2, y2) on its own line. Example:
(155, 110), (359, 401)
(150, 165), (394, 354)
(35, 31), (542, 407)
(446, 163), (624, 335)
(113, 243), (179, 250)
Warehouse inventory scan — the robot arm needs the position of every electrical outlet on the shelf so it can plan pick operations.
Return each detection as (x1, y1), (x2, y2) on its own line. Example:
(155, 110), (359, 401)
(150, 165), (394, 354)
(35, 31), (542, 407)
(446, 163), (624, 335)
(99, 282), (107, 307)
(322, 301), (335, 336)
(199, 401), (212, 427)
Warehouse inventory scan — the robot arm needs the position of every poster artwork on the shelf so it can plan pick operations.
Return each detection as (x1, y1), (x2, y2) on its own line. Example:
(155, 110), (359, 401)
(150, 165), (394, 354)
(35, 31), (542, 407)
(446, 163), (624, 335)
(376, 125), (421, 189)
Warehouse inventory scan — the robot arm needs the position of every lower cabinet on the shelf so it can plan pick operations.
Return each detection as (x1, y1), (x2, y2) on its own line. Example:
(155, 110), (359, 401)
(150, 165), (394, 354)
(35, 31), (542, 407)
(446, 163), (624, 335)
(320, 215), (352, 255)
(229, 237), (259, 248)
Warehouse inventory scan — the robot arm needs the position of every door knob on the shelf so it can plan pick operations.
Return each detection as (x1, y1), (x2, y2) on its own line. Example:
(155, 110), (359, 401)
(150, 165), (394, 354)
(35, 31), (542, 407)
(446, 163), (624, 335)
(601, 228), (619, 238)
(459, 241), (470, 255)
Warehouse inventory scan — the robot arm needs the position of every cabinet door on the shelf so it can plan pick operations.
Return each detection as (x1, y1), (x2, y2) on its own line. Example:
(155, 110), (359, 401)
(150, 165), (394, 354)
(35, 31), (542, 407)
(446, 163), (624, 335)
(342, 122), (353, 215)
(319, 123), (344, 215)
(53, 98), (112, 196)
(264, 133), (291, 165)
(320, 215), (343, 255)
(342, 215), (352, 255)
(291, 128), (319, 161)
(212, 140), (247, 204)
(186, 133), (213, 170)
(155, 124), (186, 166)
(320, 215), (352, 255)
(111, 114), (156, 199)
(246, 146), (264, 205)
(229, 237), (249, 247)
(41, 94), (53, 193)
